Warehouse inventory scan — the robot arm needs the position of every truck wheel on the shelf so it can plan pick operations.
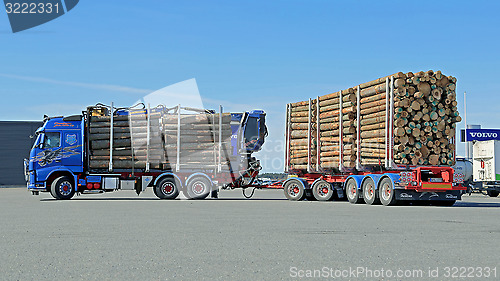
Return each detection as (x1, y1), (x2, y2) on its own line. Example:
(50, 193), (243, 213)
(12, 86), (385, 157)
(155, 177), (179, 199)
(50, 176), (75, 200)
(185, 176), (211, 199)
(362, 177), (381, 205)
(312, 180), (334, 201)
(487, 190), (499, 197)
(379, 178), (397, 206)
(346, 178), (363, 204)
(283, 179), (305, 201)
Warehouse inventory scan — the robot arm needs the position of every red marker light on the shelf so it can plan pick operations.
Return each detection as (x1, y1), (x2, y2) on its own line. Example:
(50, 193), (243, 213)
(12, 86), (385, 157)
(481, 161), (485, 169)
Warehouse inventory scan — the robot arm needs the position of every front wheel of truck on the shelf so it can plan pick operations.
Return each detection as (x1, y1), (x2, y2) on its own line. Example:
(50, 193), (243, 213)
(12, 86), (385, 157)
(50, 176), (75, 200)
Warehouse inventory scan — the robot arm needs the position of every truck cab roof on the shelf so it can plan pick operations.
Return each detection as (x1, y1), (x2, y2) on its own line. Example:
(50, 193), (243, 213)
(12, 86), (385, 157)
(38, 116), (82, 132)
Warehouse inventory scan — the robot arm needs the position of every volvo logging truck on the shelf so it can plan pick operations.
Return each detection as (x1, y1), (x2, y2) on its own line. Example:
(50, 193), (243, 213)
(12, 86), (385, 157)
(24, 103), (267, 200)
(24, 71), (468, 206)
(281, 71), (467, 206)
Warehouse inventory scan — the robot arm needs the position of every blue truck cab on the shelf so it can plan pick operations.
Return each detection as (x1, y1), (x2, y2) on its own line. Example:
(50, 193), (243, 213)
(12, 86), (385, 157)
(26, 116), (84, 194)
(25, 105), (267, 200)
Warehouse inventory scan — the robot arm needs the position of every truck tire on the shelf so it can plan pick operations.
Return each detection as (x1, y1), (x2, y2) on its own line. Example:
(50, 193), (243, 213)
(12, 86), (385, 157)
(283, 179), (305, 201)
(346, 178), (363, 204)
(362, 177), (381, 205)
(154, 177), (179, 199)
(379, 177), (397, 206)
(185, 176), (211, 199)
(487, 189), (499, 197)
(50, 176), (75, 200)
(311, 180), (334, 201)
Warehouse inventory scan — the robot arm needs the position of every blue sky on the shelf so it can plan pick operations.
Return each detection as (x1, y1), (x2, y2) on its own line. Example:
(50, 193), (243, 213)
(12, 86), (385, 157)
(1, 0), (499, 171)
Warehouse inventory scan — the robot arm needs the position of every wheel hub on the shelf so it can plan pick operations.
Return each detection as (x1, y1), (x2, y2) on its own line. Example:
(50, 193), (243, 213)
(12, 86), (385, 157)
(193, 182), (205, 194)
(289, 184), (300, 197)
(59, 181), (72, 196)
(162, 183), (175, 195)
(383, 185), (391, 200)
(366, 185), (374, 199)
(321, 187), (329, 195)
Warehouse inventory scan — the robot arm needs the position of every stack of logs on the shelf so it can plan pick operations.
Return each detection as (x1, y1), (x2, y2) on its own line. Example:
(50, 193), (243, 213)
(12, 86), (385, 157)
(88, 112), (164, 169)
(287, 70), (461, 171)
(288, 89), (358, 170)
(88, 110), (233, 170)
(162, 113), (233, 169)
(391, 70), (460, 166)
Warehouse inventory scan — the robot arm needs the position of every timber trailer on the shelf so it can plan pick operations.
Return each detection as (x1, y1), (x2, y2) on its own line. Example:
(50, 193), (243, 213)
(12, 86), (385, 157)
(281, 76), (467, 206)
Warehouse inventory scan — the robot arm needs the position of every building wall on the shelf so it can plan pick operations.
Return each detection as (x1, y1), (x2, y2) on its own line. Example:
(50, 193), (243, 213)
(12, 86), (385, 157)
(0, 121), (43, 186)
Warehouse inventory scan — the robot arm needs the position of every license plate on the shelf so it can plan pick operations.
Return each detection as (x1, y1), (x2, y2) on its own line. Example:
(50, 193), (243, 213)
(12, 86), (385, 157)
(422, 183), (452, 189)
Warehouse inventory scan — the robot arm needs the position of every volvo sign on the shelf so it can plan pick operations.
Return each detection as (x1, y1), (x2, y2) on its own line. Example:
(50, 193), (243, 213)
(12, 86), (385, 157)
(461, 129), (500, 142)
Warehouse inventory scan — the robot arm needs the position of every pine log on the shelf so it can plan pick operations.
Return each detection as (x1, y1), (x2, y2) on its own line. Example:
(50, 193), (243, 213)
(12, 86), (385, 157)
(360, 104), (386, 115)
(360, 129), (385, 138)
(319, 111), (356, 120)
(319, 90), (355, 102)
(358, 73), (400, 89)
(360, 83), (386, 98)
(360, 123), (385, 131)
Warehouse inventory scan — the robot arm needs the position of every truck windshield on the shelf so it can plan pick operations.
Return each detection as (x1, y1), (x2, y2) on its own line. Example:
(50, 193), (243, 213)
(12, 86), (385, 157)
(43, 132), (61, 149)
(32, 133), (43, 149)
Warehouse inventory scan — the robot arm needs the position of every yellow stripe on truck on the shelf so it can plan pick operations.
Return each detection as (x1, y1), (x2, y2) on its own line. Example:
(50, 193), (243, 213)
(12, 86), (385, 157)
(422, 183), (452, 189)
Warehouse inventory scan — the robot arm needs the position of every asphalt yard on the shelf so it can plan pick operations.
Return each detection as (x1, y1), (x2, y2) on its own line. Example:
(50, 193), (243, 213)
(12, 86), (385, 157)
(0, 188), (499, 280)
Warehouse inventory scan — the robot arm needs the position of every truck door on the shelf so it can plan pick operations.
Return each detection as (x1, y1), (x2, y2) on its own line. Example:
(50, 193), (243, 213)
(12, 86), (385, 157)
(61, 131), (83, 172)
(31, 131), (63, 182)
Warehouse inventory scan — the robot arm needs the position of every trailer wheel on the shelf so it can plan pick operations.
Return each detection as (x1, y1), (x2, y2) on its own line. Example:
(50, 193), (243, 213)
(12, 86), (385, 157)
(362, 177), (380, 205)
(312, 180), (334, 201)
(379, 178), (396, 206)
(185, 176), (211, 199)
(487, 189), (499, 197)
(50, 176), (75, 200)
(284, 179), (305, 201)
(155, 177), (179, 199)
(346, 178), (362, 204)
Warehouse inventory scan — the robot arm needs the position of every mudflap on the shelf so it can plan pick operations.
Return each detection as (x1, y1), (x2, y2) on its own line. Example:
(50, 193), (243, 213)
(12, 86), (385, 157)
(395, 189), (462, 201)
(334, 185), (345, 200)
